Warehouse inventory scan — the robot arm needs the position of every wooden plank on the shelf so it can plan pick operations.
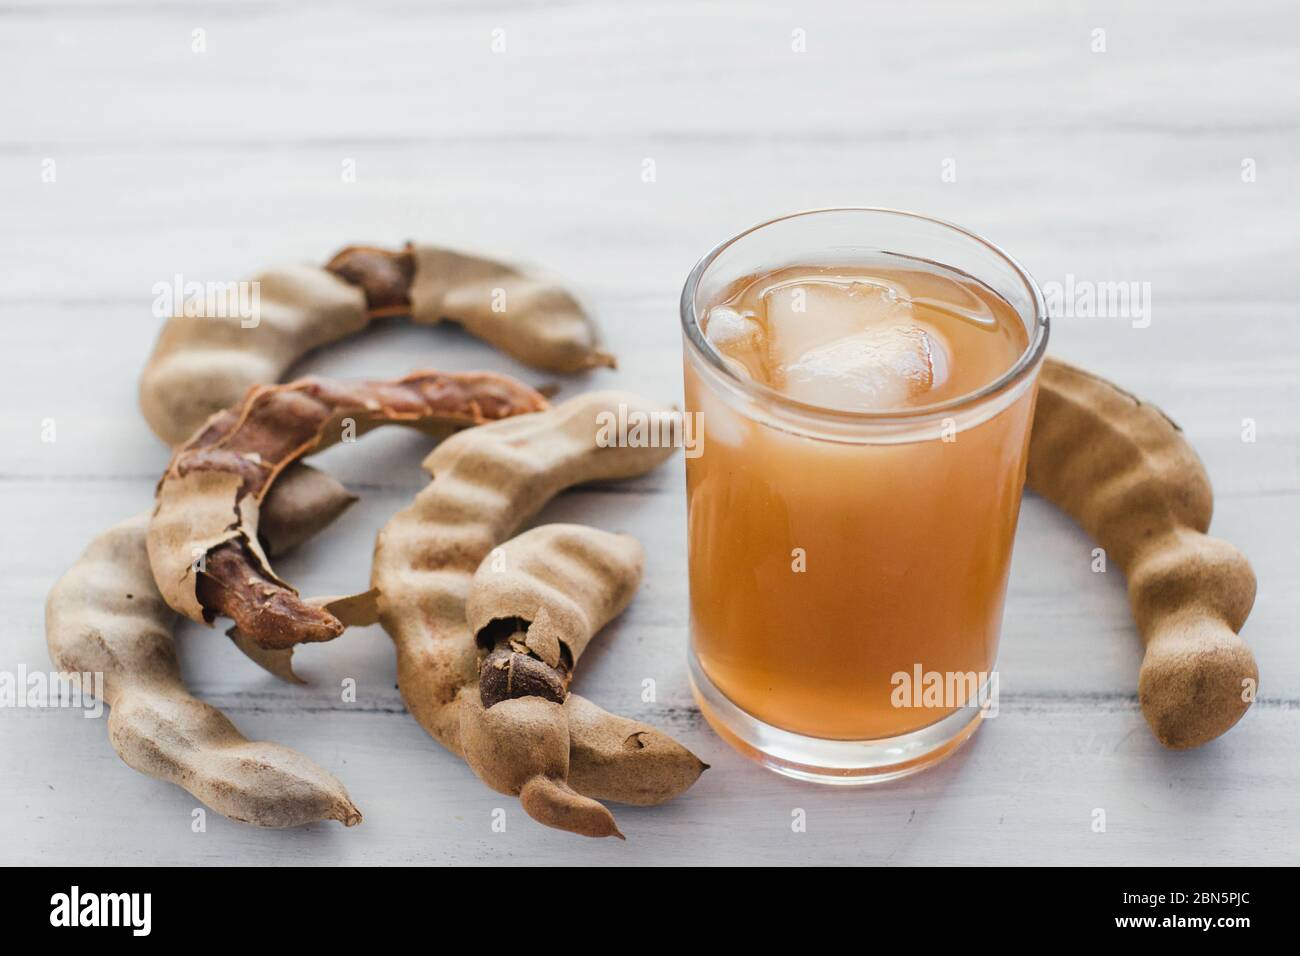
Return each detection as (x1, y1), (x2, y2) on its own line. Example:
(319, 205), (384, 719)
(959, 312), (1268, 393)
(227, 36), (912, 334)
(1, 132), (1296, 304)
(9, 700), (1296, 865)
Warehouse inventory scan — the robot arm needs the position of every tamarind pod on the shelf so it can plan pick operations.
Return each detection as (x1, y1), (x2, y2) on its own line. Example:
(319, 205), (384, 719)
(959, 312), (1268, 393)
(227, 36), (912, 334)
(45, 514), (360, 828)
(139, 265), (368, 445)
(565, 694), (708, 807)
(258, 463), (357, 559)
(1027, 358), (1258, 748)
(148, 370), (548, 652)
(374, 393), (693, 835)
(457, 525), (645, 837)
(141, 244), (609, 445)
(408, 245), (615, 373)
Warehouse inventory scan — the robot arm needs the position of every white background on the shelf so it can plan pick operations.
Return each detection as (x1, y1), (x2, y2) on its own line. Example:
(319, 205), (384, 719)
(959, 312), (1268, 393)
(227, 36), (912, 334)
(2, 0), (1296, 864)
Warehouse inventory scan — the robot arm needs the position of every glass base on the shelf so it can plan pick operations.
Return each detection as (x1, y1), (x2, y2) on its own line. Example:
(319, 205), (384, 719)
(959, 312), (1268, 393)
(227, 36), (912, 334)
(688, 649), (988, 785)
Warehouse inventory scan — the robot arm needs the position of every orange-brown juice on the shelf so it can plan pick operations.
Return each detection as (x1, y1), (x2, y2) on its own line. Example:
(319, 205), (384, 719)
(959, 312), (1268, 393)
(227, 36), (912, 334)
(685, 261), (1034, 740)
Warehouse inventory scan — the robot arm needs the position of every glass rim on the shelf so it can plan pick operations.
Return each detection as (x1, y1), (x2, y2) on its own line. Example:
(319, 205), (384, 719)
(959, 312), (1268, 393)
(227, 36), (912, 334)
(679, 206), (1050, 426)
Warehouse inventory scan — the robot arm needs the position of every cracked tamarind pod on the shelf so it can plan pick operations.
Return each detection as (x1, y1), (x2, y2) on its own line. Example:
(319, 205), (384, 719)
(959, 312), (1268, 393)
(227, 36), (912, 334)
(45, 514), (361, 828)
(1027, 358), (1258, 748)
(147, 369), (547, 655)
(372, 391), (706, 838)
(461, 524), (647, 839)
(140, 243), (610, 444)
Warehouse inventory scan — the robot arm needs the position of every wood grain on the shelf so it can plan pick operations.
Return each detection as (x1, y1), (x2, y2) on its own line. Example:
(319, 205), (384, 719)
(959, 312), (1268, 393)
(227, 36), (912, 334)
(1, 0), (1295, 864)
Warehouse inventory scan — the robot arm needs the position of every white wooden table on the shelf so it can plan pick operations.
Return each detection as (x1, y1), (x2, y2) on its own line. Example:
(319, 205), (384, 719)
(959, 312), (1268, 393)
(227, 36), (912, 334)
(3, 0), (1296, 865)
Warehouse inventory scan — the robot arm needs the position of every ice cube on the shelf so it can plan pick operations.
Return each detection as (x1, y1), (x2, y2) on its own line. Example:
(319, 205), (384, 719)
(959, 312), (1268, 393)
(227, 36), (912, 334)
(777, 324), (947, 410)
(761, 277), (911, 363)
(704, 305), (767, 379)
(704, 306), (763, 352)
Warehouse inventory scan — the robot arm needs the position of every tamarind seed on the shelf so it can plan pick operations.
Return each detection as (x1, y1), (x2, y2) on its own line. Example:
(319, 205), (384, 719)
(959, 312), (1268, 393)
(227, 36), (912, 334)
(479, 646), (568, 708)
(325, 245), (415, 317)
(475, 618), (572, 707)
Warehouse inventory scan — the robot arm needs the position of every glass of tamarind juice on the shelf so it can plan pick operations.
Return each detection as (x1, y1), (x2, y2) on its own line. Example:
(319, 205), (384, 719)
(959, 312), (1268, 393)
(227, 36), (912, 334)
(681, 208), (1049, 783)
